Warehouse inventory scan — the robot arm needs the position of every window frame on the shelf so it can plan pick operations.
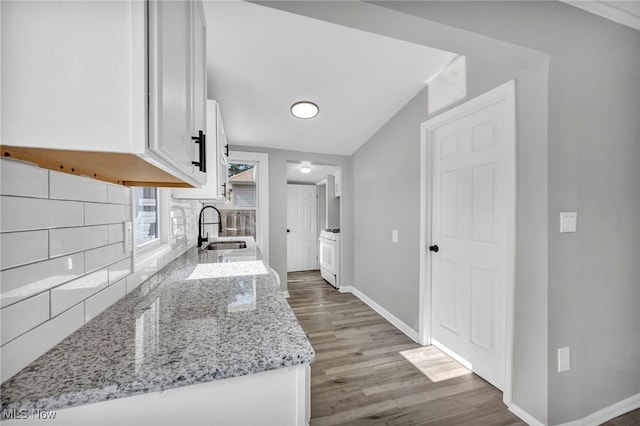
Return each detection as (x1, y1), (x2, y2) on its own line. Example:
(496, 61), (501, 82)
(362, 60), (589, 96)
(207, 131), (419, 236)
(132, 187), (171, 272)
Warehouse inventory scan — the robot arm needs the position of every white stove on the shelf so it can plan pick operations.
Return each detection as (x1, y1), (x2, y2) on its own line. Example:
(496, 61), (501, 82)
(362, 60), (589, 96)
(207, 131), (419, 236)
(319, 229), (340, 288)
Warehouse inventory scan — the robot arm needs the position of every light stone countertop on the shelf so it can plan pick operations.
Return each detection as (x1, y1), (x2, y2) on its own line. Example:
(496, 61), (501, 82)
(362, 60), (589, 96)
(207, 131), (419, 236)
(0, 238), (314, 412)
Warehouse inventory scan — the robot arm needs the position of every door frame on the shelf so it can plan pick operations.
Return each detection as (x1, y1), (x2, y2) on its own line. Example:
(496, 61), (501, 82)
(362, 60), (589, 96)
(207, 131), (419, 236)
(286, 184), (319, 272)
(418, 80), (516, 406)
(228, 150), (269, 263)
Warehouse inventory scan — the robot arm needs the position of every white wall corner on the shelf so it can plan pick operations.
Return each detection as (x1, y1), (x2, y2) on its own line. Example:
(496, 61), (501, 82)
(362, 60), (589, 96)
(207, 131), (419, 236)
(509, 403), (546, 426)
(343, 286), (420, 344)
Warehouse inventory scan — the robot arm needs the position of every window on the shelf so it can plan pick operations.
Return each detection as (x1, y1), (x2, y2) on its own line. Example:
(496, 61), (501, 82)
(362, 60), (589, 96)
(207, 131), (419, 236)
(233, 184), (256, 208)
(219, 162), (256, 238)
(133, 187), (171, 272)
(228, 163), (256, 208)
(134, 187), (159, 246)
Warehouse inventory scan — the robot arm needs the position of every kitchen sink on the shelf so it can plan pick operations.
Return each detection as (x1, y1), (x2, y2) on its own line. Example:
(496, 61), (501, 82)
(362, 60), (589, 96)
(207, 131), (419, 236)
(206, 241), (247, 250)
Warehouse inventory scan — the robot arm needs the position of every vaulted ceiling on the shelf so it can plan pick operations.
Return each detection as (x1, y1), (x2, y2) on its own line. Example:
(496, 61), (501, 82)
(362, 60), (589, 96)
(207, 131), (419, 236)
(203, 1), (457, 156)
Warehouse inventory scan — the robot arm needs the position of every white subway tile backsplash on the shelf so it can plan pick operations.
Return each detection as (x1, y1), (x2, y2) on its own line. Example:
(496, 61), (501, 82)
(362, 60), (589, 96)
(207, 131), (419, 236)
(0, 253), (84, 307)
(0, 230), (49, 270)
(84, 278), (126, 322)
(0, 161), (165, 382)
(84, 242), (125, 273)
(0, 159), (49, 198)
(107, 223), (124, 244)
(49, 171), (108, 203)
(49, 225), (108, 258)
(0, 196), (84, 232)
(0, 292), (50, 345)
(107, 185), (131, 205)
(84, 203), (126, 226)
(51, 269), (109, 317)
(0, 303), (84, 382)
(108, 258), (131, 285)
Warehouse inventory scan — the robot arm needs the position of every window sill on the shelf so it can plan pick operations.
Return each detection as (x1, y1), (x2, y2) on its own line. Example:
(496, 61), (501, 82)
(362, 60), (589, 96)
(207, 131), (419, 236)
(134, 241), (172, 273)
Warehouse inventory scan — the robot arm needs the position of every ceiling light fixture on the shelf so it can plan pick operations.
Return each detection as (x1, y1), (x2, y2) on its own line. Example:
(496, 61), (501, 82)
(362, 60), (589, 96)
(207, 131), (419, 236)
(300, 166), (311, 174)
(291, 101), (319, 119)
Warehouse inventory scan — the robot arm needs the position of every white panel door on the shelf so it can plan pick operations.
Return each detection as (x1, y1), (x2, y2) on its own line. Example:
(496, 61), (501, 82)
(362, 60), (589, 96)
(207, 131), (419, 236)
(429, 89), (514, 391)
(287, 185), (318, 272)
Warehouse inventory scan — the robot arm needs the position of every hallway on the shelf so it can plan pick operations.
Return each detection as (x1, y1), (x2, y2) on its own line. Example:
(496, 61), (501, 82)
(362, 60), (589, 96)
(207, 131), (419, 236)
(287, 271), (523, 425)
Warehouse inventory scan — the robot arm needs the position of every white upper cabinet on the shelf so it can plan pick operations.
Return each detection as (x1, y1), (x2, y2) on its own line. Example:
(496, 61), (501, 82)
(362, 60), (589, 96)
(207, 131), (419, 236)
(0, 0), (208, 188)
(190, 1), (208, 181)
(173, 100), (229, 201)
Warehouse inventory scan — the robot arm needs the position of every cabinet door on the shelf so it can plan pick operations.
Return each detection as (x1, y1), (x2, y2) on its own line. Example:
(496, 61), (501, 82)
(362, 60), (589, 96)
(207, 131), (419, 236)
(172, 100), (223, 200)
(217, 108), (230, 201)
(148, 0), (201, 182)
(1, 1), (146, 153)
(191, 1), (208, 179)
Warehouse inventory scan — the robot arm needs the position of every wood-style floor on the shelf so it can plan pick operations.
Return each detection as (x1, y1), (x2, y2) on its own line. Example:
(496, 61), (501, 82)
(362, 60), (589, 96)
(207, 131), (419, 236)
(287, 270), (640, 426)
(287, 271), (522, 425)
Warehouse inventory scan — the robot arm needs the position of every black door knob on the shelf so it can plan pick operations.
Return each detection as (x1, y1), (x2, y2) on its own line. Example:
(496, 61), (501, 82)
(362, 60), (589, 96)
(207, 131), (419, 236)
(429, 245), (439, 252)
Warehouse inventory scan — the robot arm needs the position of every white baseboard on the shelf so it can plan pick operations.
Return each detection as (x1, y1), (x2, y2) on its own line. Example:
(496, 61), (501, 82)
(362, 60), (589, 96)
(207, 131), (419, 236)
(557, 392), (640, 426)
(509, 392), (640, 426)
(340, 286), (420, 343)
(509, 403), (545, 426)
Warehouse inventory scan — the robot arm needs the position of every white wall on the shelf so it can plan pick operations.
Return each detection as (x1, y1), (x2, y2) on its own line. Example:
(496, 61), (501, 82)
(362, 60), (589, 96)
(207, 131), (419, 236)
(0, 159), (199, 382)
(352, 87), (427, 331)
(378, 3), (639, 424)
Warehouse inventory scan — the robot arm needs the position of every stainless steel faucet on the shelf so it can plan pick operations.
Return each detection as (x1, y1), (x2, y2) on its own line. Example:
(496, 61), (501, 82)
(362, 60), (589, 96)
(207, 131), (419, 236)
(198, 205), (223, 248)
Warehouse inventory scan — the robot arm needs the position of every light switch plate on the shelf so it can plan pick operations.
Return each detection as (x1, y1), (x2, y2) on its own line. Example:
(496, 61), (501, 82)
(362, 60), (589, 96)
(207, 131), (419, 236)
(560, 212), (577, 233)
(558, 347), (571, 372)
(392, 230), (398, 243)
(124, 221), (133, 254)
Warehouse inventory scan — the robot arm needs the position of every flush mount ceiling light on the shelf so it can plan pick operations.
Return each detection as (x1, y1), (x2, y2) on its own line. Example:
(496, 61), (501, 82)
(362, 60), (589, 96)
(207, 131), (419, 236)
(300, 161), (312, 174)
(291, 101), (319, 119)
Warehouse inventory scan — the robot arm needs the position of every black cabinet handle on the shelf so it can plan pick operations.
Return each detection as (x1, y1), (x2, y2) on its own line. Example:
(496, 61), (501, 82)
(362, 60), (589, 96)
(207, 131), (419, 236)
(201, 133), (206, 173)
(429, 245), (439, 252)
(287, 229), (290, 233)
(191, 130), (206, 173)
(224, 144), (229, 157)
(222, 182), (227, 197)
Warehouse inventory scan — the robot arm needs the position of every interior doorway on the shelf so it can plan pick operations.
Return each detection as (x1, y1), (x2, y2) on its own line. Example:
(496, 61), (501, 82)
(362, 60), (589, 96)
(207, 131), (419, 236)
(286, 161), (341, 275)
(287, 184), (318, 272)
(420, 81), (516, 404)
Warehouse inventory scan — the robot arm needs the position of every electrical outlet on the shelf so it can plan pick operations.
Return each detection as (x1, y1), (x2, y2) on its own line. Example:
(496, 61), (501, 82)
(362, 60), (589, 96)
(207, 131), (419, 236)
(392, 230), (398, 243)
(558, 347), (570, 372)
